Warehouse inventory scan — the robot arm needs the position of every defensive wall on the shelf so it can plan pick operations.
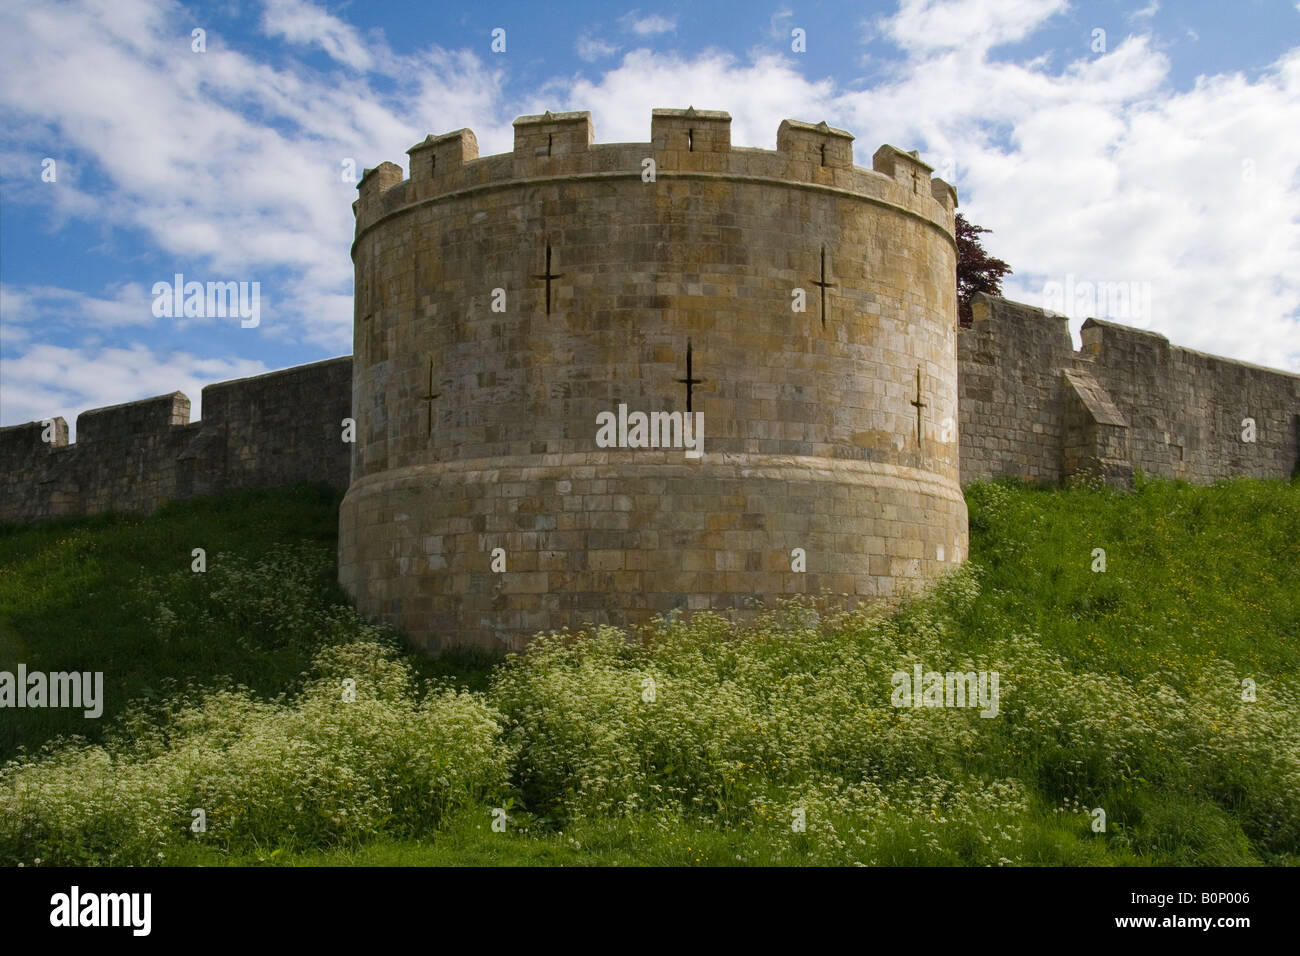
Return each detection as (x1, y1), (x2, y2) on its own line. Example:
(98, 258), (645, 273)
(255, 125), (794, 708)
(0, 357), (352, 523)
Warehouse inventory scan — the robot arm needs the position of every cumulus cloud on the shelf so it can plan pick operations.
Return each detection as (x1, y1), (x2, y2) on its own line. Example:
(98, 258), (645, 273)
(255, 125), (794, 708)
(261, 0), (376, 70)
(576, 33), (619, 62)
(844, 32), (1300, 370)
(0, 0), (506, 360)
(0, 344), (269, 437)
(620, 12), (677, 37)
(568, 50), (838, 147)
(877, 0), (1069, 53)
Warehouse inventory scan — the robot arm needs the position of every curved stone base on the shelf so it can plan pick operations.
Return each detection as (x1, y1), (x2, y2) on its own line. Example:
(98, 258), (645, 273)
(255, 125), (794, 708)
(338, 452), (968, 652)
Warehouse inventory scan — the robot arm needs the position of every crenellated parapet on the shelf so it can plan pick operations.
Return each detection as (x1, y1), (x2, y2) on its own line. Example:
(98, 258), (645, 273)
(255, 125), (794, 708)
(341, 104), (968, 651)
(0, 358), (353, 524)
(958, 294), (1300, 487)
(352, 108), (958, 240)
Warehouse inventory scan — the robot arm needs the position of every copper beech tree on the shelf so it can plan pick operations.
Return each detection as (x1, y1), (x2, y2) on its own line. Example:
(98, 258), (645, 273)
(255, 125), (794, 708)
(956, 212), (1012, 327)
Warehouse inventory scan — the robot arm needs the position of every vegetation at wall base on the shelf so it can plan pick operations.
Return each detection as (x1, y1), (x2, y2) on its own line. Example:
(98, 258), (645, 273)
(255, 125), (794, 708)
(1, 478), (1296, 866)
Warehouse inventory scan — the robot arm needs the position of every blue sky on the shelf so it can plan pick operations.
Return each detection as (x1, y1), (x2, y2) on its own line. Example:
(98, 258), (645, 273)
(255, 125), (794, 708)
(2, 0), (1298, 433)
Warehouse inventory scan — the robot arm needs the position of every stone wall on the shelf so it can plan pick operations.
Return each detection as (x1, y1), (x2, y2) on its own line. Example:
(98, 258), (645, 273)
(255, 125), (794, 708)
(1080, 319), (1300, 483)
(0, 357), (352, 524)
(340, 108), (969, 652)
(958, 293), (1300, 485)
(10, 292), (1291, 532)
(4, 116), (1296, 656)
(957, 295), (1073, 483)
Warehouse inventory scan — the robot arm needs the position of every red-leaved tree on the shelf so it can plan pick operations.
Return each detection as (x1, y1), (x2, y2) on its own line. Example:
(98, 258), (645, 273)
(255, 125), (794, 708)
(956, 212), (1012, 327)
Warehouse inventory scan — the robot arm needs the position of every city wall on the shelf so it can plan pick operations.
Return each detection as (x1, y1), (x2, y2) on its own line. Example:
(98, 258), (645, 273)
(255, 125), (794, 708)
(0, 357), (352, 523)
(958, 294), (1300, 486)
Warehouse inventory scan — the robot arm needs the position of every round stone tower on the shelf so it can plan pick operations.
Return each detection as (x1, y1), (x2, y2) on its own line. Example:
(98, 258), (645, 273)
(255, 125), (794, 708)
(339, 107), (967, 652)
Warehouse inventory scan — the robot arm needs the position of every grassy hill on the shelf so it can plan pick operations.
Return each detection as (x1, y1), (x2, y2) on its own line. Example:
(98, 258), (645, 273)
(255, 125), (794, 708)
(0, 484), (488, 760)
(0, 477), (1297, 866)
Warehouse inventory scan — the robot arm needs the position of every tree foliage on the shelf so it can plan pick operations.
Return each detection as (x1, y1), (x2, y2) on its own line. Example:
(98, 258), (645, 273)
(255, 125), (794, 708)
(956, 213), (1013, 327)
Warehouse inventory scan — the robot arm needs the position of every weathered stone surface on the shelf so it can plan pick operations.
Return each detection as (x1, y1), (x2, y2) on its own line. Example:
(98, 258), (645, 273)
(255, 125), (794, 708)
(1062, 368), (1132, 485)
(1079, 319), (1299, 483)
(957, 294), (1073, 484)
(958, 294), (1300, 486)
(339, 108), (968, 652)
(0, 357), (352, 523)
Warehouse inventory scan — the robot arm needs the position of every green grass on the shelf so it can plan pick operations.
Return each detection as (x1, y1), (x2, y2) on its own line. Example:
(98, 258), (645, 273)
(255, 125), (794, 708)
(0, 476), (1296, 866)
(0, 484), (493, 760)
(158, 802), (1218, 867)
(957, 475), (1300, 685)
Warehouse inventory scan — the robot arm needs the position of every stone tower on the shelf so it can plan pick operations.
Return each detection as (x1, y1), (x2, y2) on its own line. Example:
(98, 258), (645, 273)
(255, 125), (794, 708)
(338, 108), (967, 652)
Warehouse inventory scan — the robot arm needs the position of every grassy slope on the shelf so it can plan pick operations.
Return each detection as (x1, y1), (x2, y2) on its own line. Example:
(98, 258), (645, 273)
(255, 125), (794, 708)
(955, 476), (1300, 685)
(0, 484), (488, 760)
(1, 476), (1297, 866)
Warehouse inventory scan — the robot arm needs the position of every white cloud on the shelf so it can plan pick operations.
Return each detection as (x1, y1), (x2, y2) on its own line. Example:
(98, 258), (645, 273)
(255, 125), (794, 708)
(620, 12), (677, 37)
(0, 343), (269, 437)
(768, 8), (795, 42)
(867, 36), (1296, 368)
(577, 33), (619, 62)
(2, 282), (158, 329)
(0, 0), (511, 357)
(261, 0), (375, 70)
(1130, 1), (1159, 21)
(842, 31), (1300, 371)
(877, 0), (1069, 53)
(567, 50), (837, 148)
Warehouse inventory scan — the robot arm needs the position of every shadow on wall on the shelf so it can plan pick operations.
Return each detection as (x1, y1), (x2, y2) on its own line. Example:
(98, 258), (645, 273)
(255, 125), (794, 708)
(0, 357), (353, 524)
(958, 293), (1300, 488)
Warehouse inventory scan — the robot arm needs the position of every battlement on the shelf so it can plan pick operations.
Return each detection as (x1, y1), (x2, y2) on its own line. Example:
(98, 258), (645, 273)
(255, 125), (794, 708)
(0, 417), (67, 456)
(353, 107), (959, 239)
(76, 392), (191, 445)
(652, 106), (733, 154)
(407, 128), (479, 182)
(0, 357), (353, 524)
(959, 294), (1300, 487)
(777, 118), (852, 169)
(513, 109), (593, 156)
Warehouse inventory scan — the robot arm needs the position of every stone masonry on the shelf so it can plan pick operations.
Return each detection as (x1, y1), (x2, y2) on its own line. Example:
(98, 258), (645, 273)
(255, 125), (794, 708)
(958, 293), (1300, 486)
(338, 108), (969, 652)
(2, 109), (1297, 654)
(0, 358), (352, 523)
